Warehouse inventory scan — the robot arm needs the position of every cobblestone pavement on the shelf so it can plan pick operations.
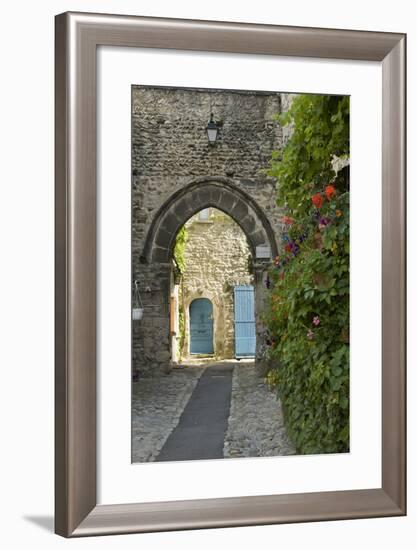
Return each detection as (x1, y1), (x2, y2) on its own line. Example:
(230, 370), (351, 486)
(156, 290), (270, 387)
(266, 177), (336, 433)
(132, 359), (295, 462)
(132, 365), (204, 462)
(224, 361), (296, 458)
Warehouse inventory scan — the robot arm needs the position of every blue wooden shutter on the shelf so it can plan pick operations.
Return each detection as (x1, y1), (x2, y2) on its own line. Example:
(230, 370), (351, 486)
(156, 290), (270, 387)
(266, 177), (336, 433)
(234, 286), (256, 358)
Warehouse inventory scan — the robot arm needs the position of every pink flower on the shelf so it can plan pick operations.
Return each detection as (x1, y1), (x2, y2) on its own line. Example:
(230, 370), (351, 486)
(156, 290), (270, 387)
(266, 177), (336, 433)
(282, 215), (295, 226)
(307, 329), (314, 340)
(313, 316), (320, 326)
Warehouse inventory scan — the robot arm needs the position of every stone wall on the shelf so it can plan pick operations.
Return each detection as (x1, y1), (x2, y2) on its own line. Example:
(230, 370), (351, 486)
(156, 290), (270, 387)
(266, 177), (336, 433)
(132, 86), (286, 377)
(179, 209), (253, 359)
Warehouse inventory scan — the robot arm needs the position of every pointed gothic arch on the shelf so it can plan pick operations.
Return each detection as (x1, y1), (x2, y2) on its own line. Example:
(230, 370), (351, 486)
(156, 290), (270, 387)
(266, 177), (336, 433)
(140, 176), (278, 264)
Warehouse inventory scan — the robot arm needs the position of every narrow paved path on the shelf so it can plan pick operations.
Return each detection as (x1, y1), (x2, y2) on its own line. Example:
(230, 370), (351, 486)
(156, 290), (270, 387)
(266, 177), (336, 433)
(156, 363), (233, 462)
(131, 366), (203, 462)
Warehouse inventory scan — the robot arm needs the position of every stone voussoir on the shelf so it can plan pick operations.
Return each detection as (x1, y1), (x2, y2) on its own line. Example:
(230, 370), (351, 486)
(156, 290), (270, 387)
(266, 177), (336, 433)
(250, 229), (269, 247)
(152, 245), (171, 263)
(159, 211), (181, 235)
(194, 187), (212, 208)
(208, 185), (224, 206)
(230, 198), (249, 221)
(172, 198), (195, 221)
(154, 225), (174, 250)
(240, 214), (256, 235)
(216, 190), (238, 213)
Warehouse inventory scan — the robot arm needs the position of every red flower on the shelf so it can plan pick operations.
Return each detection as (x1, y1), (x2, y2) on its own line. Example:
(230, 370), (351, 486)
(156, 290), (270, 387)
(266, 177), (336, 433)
(282, 215), (295, 225)
(312, 193), (324, 208)
(325, 184), (336, 200)
(284, 244), (292, 253)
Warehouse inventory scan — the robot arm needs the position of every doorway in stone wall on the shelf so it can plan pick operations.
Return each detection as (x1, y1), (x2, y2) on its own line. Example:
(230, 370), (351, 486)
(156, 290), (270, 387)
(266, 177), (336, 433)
(189, 298), (214, 355)
(170, 207), (256, 364)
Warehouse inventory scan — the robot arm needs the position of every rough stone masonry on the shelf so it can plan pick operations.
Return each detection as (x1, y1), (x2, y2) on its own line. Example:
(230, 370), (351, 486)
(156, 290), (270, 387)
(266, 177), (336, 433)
(132, 86), (286, 378)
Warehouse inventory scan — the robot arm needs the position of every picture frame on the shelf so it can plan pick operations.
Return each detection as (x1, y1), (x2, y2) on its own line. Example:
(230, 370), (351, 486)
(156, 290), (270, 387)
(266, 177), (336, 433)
(55, 11), (406, 537)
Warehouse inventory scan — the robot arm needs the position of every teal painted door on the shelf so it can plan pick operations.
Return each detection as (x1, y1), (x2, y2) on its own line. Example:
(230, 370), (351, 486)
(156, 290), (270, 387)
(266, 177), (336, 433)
(190, 298), (214, 354)
(234, 286), (256, 358)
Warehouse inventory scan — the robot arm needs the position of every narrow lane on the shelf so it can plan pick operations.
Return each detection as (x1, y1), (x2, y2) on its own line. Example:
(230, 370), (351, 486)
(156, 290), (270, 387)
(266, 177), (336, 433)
(156, 363), (234, 462)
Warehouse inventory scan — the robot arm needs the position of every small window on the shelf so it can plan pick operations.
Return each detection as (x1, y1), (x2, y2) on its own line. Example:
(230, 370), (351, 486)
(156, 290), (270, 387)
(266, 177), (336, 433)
(198, 208), (210, 221)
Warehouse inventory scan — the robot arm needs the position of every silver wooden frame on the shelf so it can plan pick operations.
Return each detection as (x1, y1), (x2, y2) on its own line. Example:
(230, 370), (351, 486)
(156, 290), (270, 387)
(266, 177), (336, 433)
(55, 12), (406, 537)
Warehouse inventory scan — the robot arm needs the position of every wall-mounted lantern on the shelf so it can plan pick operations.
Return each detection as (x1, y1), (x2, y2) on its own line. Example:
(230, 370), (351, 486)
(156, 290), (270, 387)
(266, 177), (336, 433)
(206, 113), (219, 144)
(132, 280), (144, 320)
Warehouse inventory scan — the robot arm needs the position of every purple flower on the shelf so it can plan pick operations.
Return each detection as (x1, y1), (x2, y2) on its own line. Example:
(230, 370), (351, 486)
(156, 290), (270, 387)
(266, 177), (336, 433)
(313, 316), (320, 326)
(285, 241), (300, 256)
(319, 217), (330, 230)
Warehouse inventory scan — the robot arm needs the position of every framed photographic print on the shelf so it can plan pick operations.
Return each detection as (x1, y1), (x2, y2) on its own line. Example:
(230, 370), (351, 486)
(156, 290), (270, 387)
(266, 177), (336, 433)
(55, 11), (406, 537)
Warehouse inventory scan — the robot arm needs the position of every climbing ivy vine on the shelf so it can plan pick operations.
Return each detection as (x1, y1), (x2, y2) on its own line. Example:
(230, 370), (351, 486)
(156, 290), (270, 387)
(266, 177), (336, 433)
(264, 94), (350, 454)
(173, 226), (188, 273)
(173, 226), (188, 358)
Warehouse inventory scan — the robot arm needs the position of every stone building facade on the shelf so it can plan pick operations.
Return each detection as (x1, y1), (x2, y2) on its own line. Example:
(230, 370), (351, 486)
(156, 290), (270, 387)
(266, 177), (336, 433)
(176, 208), (253, 360)
(132, 86), (285, 378)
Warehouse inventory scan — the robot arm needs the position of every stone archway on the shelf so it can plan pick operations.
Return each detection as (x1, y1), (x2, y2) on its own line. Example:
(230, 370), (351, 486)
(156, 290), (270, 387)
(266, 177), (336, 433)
(141, 177), (278, 265)
(134, 178), (278, 377)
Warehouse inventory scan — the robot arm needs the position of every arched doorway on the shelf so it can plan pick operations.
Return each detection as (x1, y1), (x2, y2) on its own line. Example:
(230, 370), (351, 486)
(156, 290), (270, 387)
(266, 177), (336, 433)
(135, 178), (279, 376)
(189, 298), (214, 355)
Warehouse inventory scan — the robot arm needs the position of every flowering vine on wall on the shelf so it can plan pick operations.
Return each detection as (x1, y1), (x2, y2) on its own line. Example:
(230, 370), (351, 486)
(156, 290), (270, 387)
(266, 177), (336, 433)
(264, 94), (350, 454)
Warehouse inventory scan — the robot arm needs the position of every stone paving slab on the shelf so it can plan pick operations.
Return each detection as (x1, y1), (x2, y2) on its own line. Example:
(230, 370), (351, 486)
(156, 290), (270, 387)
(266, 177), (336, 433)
(156, 363), (234, 462)
(224, 362), (296, 458)
(132, 365), (204, 462)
